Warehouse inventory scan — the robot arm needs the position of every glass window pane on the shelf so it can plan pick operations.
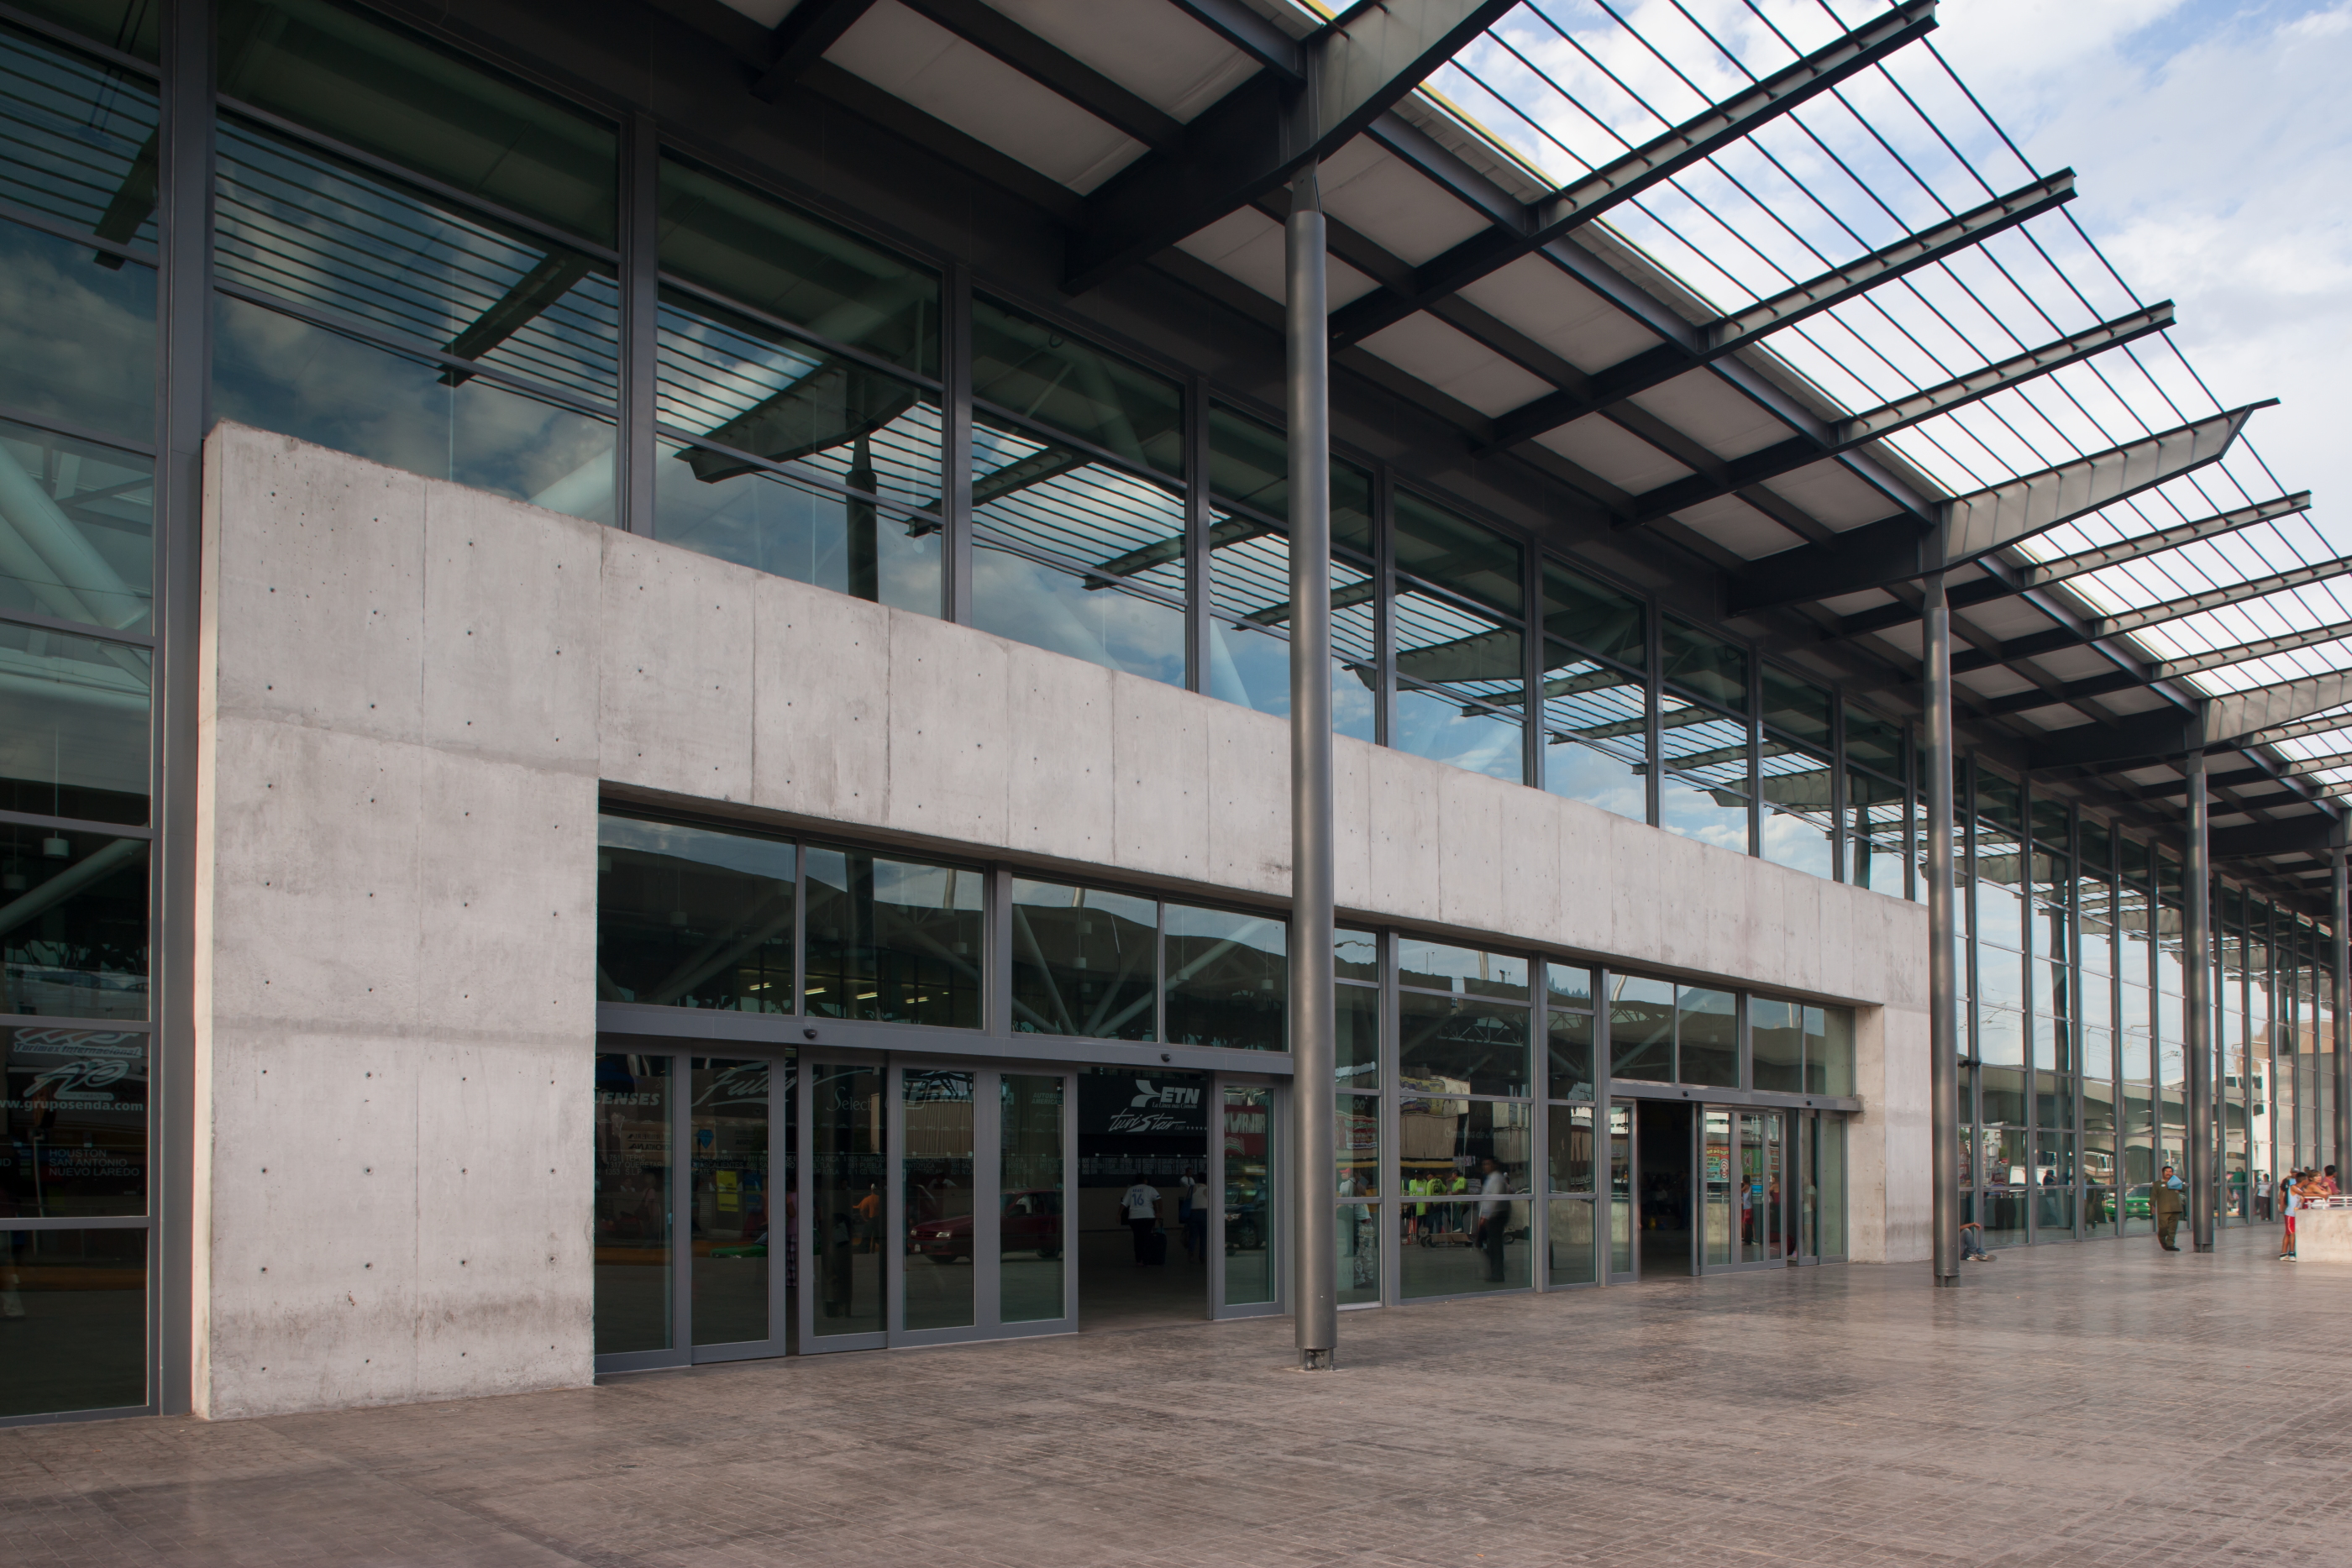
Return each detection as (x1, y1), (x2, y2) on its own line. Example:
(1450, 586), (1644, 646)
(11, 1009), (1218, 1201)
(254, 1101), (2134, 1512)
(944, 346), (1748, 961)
(1399, 992), (1530, 1097)
(1677, 986), (1737, 1088)
(0, 419), (153, 636)
(1395, 937), (1528, 999)
(1807, 1006), (1855, 1096)
(811, 1062), (884, 1336)
(596, 815), (793, 1012)
(1203, 521), (1376, 739)
(1222, 1084), (1273, 1305)
(659, 153), (936, 374)
(1661, 618), (1746, 711)
(1334, 927), (1378, 983)
(1751, 999), (1802, 1093)
(0, 25), (159, 246)
(971, 412), (1185, 686)
(1162, 902), (1285, 1050)
(1844, 704), (1903, 771)
(2032, 794), (2070, 849)
(1977, 769), (2023, 836)
(214, 293), (617, 522)
(1541, 559), (1643, 669)
(1399, 1197), (1528, 1296)
(1, 1023), (145, 1215)
(902, 1067), (974, 1331)
(221, 0), (617, 244)
(1610, 974), (1674, 1082)
(8, 3), (158, 59)
(1, 823), (144, 1019)
(1546, 1009), (1593, 1102)
(1759, 665), (1830, 746)
(1394, 489), (1520, 617)
(1008, 878), (1157, 1041)
(1337, 1091), (1378, 1195)
(1338, 1201), (1379, 1303)
(1001, 1074), (1065, 1324)
(1336, 982), (1379, 1088)
(803, 847), (983, 1027)
(971, 296), (1181, 477)
(1759, 743), (1834, 879)
(1546, 962), (1593, 1004)
(593, 1051), (670, 1355)
(1658, 700), (1751, 852)
(0, 620), (150, 824)
(1539, 648), (1646, 822)
(215, 117), (617, 404)
(1546, 1195), (1595, 1286)
(0, 219), (155, 446)
(0, 1225), (144, 1415)
(1815, 1117), (1846, 1256)
(1547, 1103), (1594, 1192)
(1394, 569), (1523, 781)
(1847, 769), (1902, 893)
(690, 1057), (772, 1348)
(1203, 404), (1371, 557)
(1394, 680), (1523, 783)
(654, 429), (940, 611)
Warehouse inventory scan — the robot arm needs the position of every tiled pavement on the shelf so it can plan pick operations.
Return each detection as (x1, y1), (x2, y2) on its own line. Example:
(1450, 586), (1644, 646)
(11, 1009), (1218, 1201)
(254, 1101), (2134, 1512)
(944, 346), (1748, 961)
(6, 1224), (2348, 1566)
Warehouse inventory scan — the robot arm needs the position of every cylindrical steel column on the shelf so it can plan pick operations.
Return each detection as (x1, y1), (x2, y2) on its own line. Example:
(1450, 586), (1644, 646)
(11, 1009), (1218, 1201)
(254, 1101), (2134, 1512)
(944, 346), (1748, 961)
(1924, 571), (1961, 1287)
(2185, 745), (2215, 1252)
(1286, 167), (1336, 1369)
(2334, 843), (2349, 1179)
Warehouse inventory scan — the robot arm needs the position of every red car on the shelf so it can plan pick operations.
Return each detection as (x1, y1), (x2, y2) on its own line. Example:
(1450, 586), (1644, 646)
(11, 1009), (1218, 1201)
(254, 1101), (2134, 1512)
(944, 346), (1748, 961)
(910, 1190), (1063, 1262)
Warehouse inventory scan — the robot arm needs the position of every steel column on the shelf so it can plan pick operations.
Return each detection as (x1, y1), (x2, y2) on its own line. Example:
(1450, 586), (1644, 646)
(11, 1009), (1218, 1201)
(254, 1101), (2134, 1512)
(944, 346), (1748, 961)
(1924, 570), (1961, 1286)
(1286, 166), (1336, 1369)
(2334, 842), (2349, 1177)
(2185, 747), (2215, 1251)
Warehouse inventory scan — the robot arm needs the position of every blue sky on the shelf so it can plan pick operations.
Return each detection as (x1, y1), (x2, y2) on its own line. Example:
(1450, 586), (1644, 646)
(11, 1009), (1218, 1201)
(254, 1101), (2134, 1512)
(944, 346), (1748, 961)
(1935, 1), (2352, 551)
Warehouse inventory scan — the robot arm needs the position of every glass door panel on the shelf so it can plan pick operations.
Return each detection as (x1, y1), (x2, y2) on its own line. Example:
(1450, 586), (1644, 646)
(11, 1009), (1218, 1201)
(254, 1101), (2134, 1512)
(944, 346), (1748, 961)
(1738, 1111), (1783, 1263)
(1001, 1073), (1067, 1324)
(1222, 1083), (1275, 1307)
(811, 1062), (885, 1340)
(902, 1068), (976, 1331)
(1797, 1113), (1819, 1261)
(594, 1053), (671, 1356)
(1818, 1114), (1847, 1257)
(1701, 1109), (1733, 1267)
(690, 1057), (771, 1347)
(1607, 1104), (1632, 1279)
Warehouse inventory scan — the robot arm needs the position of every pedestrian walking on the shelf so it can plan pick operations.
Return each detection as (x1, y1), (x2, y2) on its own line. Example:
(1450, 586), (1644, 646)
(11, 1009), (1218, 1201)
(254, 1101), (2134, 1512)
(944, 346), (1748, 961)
(2152, 1164), (2186, 1251)
(1121, 1178), (1162, 1265)
(1474, 1156), (1510, 1282)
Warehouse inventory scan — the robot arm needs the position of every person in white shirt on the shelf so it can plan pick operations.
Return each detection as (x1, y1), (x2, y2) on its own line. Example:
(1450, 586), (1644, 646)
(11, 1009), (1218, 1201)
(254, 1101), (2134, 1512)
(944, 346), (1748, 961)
(1474, 1156), (1510, 1282)
(1122, 1180), (1162, 1266)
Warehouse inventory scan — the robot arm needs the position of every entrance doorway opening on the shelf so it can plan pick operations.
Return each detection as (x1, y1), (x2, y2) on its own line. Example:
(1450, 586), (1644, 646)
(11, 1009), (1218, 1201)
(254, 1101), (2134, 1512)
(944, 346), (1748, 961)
(1078, 1067), (1208, 1329)
(1635, 1100), (1693, 1279)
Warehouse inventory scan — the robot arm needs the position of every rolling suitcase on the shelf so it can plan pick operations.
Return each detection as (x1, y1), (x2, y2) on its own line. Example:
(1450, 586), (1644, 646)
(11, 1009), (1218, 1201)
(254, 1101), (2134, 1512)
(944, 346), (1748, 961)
(1145, 1227), (1168, 1265)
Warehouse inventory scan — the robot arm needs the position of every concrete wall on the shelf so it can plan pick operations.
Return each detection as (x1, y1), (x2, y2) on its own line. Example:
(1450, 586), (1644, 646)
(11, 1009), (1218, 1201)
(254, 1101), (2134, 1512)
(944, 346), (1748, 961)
(194, 427), (1932, 1415)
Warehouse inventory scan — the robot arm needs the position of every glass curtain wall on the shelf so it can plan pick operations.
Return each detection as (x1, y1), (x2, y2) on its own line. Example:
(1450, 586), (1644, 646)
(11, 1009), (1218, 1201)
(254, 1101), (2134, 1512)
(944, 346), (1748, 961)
(0, 13), (160, 1419)
(1545, 963), (1596, 1287)
(1758, 665), (1837, 880)
(1656, 619), (1754, 854)
(1537, 562), (1648, 822)
(1336, 928), (1380, 1305)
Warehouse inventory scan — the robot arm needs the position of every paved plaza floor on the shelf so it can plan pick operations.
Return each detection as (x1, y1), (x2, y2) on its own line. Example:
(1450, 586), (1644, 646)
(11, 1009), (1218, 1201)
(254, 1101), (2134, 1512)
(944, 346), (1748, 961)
(6, 1223), (2348, 1566)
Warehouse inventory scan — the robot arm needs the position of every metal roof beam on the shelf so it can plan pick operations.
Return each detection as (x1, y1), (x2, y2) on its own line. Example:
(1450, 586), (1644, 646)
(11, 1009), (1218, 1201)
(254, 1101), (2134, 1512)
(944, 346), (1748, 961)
(2282, 748), (2352, 778)
(1623, 301), (2161, 528)
(1164, 0), (1306, 80)
(1729, 404), (2267, 612)
(2239, 709), (2352, 747)
(1481, 172), (2075, 453)
(899, 0), (1184, 149)
(1063, 0), (1520, 291)
(2211, 670), (2352, 746)
(2153, 620), (2352, 682)
(2017, 492), (2311, 589)
(2092, 552), (2352, 637)
(753, 0), (883, 101)
(1326, 1), (1939, 349)
(1981, 670), (2143, 716)
(2209, 817), (2338, 859)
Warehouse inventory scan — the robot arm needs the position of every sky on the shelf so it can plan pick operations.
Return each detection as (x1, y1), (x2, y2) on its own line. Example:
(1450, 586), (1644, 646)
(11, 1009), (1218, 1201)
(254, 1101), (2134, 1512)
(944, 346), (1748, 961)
(1930, 0), (2352, 555)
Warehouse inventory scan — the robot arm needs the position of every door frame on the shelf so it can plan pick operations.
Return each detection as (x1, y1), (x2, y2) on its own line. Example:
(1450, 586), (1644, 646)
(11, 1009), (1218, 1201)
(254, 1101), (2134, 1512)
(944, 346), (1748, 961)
(1210, 1072), (1284, 1320)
